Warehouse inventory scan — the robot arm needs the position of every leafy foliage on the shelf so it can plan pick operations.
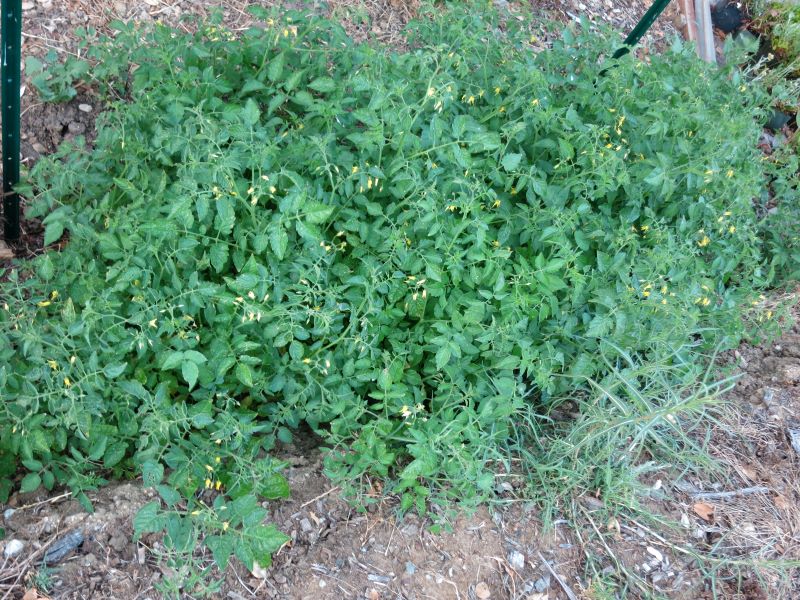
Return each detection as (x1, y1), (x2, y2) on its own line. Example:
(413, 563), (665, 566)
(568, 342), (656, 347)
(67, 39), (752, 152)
(1, 1), (794, 580)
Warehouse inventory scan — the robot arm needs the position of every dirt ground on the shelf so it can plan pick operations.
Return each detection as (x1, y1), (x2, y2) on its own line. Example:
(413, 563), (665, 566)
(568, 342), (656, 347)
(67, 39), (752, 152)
(1, 1), (798, 599)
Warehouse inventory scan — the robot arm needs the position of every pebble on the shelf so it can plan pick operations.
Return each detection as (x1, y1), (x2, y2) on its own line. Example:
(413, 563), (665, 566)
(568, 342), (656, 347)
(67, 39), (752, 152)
(110, 534), (128, 552)
(318, 579), (326, 588)
(300, 517), (313, 533)
(68, 122), (86, 135)
(646, 547), (664, 563)
(21, 1), (34, 10)
(3, 508), (15, 521)
(3, 539), (25, 559)
(533, 576), (550, 593)
(78, 103), (93, 113)
(508, 550), (525, 570)
(475, 581), (491, 599)
(405, 561), (416, 575)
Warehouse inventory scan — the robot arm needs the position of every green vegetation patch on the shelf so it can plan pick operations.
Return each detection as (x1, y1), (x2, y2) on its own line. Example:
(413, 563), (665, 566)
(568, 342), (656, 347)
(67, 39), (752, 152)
(0, 2), (794, 583)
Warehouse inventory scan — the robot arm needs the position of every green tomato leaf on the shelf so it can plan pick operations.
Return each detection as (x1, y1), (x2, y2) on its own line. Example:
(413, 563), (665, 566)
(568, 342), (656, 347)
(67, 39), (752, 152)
(161, 351), (184, 371)
(304, 202), (334, 224)
(20, 473), (42, 493)
(103, 362), (127, 379)
(142, 460), (164, 487)
(308, 77), (336, 93)
(501, 152), (523, 171)
(242, 98), (261, 127)
(133, 501), (166, 540)
(267, 52), (285, 82)
(236, 362), (254, 387)
(182, 360), (199, 390)
(43, 221), (65, 246)
(270, 226), (289, 260)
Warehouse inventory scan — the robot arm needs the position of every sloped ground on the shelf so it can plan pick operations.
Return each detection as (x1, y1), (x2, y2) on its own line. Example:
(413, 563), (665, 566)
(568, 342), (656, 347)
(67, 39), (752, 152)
(1, 2), (797, 599)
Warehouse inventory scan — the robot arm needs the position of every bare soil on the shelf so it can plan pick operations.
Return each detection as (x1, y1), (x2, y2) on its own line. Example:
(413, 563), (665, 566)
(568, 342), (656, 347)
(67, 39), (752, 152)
(1, 2), (797, 600)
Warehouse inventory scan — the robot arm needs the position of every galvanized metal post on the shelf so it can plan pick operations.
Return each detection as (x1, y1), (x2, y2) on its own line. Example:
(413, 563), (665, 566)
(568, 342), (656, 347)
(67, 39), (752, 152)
(2, 0), (21, 241)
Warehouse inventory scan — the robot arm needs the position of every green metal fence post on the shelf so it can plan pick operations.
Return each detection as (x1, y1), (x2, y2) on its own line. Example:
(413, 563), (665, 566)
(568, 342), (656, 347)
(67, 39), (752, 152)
(2, 0), (21, 241)
(612, 0), (674, 59)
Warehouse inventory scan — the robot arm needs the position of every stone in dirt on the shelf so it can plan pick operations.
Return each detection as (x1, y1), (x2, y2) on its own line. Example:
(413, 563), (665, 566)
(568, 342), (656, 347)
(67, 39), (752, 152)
(475, 581), (491, 599)
(509, 549), (525, 570)
(3, 539), (25, 559)
(0, 241), (13, 260)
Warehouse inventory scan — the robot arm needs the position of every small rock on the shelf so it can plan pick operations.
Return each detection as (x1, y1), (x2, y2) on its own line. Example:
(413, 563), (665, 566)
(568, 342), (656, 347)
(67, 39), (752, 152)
(109, 534), (128, 552)
(273, 573), (287, 585)
(78, 103), (93, 113)
(67, 122), (86, 135)
(21, 1), (34, 10)
(3, 508), (15, 521)
(778, 361), (800, 384)
(318, 579), (326, 588)
(475, 581), (491, 599)
(401, 523), (418, 536)
(534, 576), (550, 593)
(508, 550), (525, 570)
(405, 561), (416, 575)
(646, 547), (664, 563)
(31, 142), (46, 154)
(495, 481), (513, 494)
(251, 562), (268, 579)
(4, 539), (25, 559)
(300, 518), (313, 533)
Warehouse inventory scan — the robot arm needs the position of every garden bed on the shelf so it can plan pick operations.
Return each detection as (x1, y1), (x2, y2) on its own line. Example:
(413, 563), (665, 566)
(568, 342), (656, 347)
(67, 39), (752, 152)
(1, 2), (798, 600)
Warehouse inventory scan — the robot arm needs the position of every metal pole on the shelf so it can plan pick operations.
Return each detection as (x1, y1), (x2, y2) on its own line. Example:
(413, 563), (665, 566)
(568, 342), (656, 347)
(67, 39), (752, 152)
(612, 0), (674, 59)
(2, 0), (21, 241)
